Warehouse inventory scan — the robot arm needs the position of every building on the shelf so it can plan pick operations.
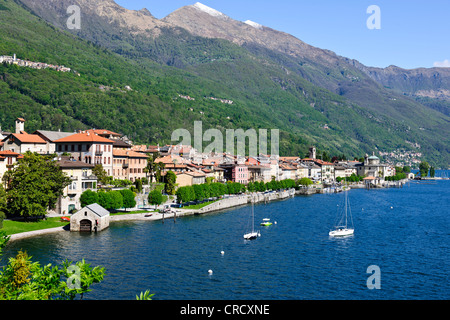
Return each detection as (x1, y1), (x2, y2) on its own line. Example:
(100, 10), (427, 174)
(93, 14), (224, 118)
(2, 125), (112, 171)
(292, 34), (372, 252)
(0, 151), (23, 183)
(33, 130), (76, 154)
(70, 203), (110, 233)
(155, 154), (189, 174)
(301, 158), (335, 182)
(2, 132), (48, 154)
(176, 171), (207, 187)
(279, 163), (297, 180)
(356, 153), (394, 179)
(220, 163), (249, 184)
(54, 156), (97, 215)
(54, 130), (114, 176)
(112, 149), (148, 182)
(1, 119), (48, 154)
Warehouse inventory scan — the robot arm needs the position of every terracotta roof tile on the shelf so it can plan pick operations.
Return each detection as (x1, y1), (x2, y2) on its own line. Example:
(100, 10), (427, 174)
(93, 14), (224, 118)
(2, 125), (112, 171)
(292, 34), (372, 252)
(113, 149), (148, 158)
(54, 131), (113, 143)
(11, 133), (46, 144)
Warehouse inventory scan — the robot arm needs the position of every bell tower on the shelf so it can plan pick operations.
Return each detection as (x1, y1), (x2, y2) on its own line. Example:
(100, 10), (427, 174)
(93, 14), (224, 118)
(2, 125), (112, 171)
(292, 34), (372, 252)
(309, 146), (316, 159)
(15, 118), (25, 134)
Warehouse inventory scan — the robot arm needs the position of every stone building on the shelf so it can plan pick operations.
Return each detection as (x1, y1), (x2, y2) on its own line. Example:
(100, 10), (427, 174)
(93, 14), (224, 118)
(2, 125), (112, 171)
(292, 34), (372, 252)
(70, 203), (110, 233)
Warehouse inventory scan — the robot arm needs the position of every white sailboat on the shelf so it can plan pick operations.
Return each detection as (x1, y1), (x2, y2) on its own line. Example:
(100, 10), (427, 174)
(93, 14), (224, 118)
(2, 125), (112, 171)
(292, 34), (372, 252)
(329, 187), (354, 237)
(244, 202), (261, 240)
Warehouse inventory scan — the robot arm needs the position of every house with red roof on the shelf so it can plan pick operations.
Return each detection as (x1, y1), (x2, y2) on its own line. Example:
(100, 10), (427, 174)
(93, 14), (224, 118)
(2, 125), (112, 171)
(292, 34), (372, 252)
(1, 119), (49, 154)
(54, 130), (114, 176)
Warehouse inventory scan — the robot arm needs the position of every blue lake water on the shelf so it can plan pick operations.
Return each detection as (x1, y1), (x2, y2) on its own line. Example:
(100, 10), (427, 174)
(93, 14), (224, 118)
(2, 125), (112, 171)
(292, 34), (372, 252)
(2, 178), (449, 300)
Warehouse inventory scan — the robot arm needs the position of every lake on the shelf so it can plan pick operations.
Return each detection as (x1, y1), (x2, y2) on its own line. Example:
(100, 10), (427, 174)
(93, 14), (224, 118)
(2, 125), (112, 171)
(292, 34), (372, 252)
(2, 178), (449, 300)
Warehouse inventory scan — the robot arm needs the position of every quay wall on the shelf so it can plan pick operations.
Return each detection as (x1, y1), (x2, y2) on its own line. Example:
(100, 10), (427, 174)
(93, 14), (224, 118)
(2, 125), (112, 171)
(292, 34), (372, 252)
(197, 189), (296, 214)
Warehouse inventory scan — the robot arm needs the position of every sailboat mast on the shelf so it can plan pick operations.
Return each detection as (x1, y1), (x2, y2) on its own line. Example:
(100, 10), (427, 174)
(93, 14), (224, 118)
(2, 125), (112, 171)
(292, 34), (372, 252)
(344, 183), (348, 228)
(252, 201), (255, 232)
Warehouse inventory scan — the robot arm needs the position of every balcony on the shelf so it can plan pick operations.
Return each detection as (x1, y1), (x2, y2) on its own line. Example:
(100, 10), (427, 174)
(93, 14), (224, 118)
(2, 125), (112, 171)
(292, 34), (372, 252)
(95, 150), (103, 156)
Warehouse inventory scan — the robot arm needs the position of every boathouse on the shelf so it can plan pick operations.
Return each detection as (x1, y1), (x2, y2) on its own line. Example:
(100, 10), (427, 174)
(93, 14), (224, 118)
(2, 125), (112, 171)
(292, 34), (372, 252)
(70, 203), (110, 233)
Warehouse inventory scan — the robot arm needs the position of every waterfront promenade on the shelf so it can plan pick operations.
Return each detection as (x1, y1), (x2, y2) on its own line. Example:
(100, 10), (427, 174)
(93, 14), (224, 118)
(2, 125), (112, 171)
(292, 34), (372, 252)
(7, 189), (296, 241)
(7, 180), (410, 242)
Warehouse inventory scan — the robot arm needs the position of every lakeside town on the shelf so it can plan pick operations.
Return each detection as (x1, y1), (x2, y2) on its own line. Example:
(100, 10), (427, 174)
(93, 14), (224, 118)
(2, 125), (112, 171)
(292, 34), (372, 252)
(1, 117), (421, 219)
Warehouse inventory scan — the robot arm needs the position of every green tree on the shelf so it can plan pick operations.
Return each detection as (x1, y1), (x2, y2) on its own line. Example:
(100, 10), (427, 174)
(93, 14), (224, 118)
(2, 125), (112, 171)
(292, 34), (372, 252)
(97, 191), (113, 210)
(430, 166), (435, 178)
(5, 152), (71, 219)
(154, 162), (166, 183)
(403, 166), (411, 173)
(165, 171), (177, 195)
(0, 185), (6, 229)
(144, 152), (160, 183)
(120, 189), (136, 211)
(193, 184), (205, 201)
(134, 178), (143, 193)
(80, 190), (99, 208)
(298, 177), (313, 186)
(419, 161), (430, 177)
(92, 165), (110, 186)
(148, 189), (163, 206)
(109, 191), (123, 211)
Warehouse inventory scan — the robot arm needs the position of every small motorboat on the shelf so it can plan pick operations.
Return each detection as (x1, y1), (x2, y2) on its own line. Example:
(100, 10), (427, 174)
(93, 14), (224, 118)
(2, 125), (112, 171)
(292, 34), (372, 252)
(260, 218), (273, 226)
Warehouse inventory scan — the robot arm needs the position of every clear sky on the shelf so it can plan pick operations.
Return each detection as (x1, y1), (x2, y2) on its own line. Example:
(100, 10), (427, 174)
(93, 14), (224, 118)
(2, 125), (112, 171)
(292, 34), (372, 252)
(115, 0), (450, 69)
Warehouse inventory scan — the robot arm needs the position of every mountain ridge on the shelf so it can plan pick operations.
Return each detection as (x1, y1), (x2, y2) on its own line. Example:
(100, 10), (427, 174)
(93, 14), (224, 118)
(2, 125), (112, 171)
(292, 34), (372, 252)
(2, 0), (449, 166)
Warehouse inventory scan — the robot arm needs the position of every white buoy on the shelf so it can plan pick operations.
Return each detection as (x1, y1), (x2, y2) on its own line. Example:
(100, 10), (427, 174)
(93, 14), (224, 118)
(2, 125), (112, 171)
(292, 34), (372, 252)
(221, 251), (225, 255)
(391, 206), (394, 209)
(208, 269), (213, 275)
(274, 221), (277, 225)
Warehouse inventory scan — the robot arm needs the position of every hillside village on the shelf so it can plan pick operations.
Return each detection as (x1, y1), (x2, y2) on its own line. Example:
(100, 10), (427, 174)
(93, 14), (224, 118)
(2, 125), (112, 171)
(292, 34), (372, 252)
(0, 53), (74, 73)
(0, 118), (400, 216)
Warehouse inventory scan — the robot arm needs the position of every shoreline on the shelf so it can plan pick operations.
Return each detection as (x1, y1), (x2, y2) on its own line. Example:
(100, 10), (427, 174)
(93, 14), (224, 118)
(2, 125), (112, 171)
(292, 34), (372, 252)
(7, 189), (296, 242)
(6, 179), (416, 242)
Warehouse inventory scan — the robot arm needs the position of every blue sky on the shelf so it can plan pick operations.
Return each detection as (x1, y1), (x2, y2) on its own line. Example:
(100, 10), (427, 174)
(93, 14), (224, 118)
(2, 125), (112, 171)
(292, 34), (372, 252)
(115, 0), (450, 69)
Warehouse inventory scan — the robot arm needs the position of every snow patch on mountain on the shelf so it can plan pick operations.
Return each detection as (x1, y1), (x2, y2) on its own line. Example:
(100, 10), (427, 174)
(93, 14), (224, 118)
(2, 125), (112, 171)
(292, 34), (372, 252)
(244, 20), (263, 30)
(193, 2), (226, 18)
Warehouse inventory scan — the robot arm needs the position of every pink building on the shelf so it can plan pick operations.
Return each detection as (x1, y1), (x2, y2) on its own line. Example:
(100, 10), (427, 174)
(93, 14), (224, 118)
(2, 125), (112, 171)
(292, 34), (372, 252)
(220, 163), (249, 184)
(113, 149), (148, 182)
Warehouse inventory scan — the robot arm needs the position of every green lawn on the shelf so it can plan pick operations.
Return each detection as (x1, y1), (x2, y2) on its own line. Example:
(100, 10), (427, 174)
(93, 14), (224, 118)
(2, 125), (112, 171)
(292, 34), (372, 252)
(182, 200), (218, 210)
(1, 218), (69, 235)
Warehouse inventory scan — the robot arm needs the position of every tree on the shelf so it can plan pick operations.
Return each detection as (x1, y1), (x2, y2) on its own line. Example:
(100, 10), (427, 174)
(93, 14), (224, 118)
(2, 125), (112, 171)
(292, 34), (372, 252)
(403, 166), (411, 173)
(5, 152), (71, 219)
(144, 152), (160, 183)
(97, 191), (113, 210)
(419, 161), (430, 177)
(109, 191), (123, 211)
(120, 189), (136, 211)
(298, 177), (313, 187)
(80, 190), (99, 208)
(0, 185), (6, 229)
(430, 166), (435, 178)
(92, 164), (109, 186)
(148, 190), (163, 206)
(176, 186), (195, 204)
(165, 171), (177, 195)
(193, 184), (205, 201)
(134, 178), (143, 193)
(154, 162), (166, 183)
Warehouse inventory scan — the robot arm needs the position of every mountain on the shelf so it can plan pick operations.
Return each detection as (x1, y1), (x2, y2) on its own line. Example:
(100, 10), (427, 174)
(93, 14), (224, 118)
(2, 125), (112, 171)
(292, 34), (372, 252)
(2, 0), (449, 167)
